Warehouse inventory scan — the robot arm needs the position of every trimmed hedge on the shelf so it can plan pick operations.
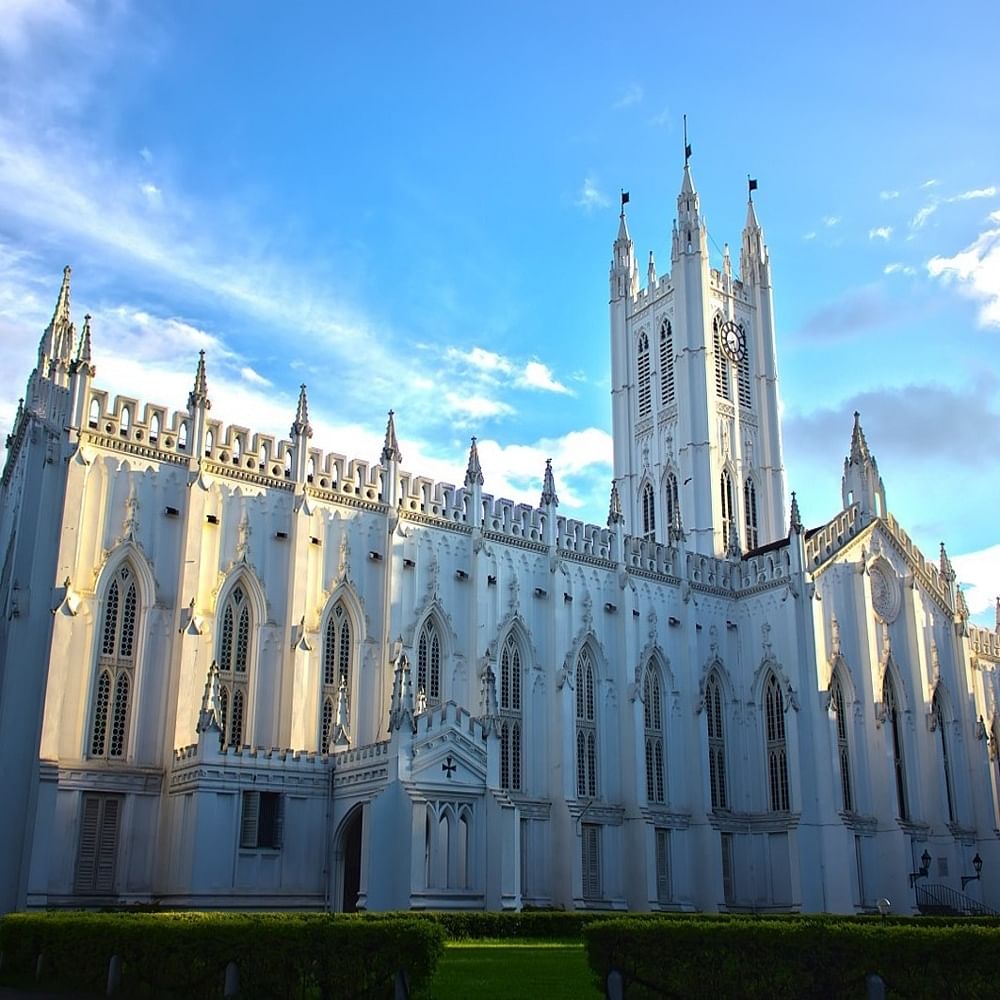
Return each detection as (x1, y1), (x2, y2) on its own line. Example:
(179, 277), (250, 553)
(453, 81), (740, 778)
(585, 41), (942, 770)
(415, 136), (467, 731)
(583, 916), (1000, 999)
(0, 912), (445, 999)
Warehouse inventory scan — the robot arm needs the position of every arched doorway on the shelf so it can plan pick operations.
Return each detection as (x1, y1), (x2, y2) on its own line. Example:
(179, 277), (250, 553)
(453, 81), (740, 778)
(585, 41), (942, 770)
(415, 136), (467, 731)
(341, 807), (363, 913)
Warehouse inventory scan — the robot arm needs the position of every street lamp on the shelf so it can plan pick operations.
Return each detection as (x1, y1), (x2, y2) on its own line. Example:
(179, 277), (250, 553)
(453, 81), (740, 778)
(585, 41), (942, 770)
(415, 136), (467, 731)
(961, 853), (984, 891)
(909, 849), (931, 887)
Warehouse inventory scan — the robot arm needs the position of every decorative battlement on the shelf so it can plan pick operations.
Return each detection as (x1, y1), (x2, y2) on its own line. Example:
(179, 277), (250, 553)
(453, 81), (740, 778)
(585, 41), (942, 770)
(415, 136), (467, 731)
(415, 700), (483, 740)
(332, 739), (390, 770)
(805, 503), (867, 568)
(970, 626), (1000, 663)
(173, 742), (329, 766)
(882, 512), (951, 605)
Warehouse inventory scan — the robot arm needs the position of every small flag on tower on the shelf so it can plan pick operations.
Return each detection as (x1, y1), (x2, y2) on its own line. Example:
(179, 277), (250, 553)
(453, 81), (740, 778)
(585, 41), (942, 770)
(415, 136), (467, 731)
(748, 177), (758, 193)
(683, 114), (692, 162)
(621, 190), (630, 208)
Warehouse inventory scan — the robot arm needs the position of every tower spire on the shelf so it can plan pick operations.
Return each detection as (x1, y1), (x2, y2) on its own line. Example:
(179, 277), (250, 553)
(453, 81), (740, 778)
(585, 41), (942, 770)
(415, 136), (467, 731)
(610, 191), (638, 300)
(842, 411), (886, 519)
(291, 384), (312, 439)
(188, 350), (210, 410)
(540, 458), (559, 508)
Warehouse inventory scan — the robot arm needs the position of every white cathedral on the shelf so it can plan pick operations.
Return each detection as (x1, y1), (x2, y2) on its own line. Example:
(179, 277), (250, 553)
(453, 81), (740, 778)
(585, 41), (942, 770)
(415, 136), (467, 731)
(2, 160), (999, 918)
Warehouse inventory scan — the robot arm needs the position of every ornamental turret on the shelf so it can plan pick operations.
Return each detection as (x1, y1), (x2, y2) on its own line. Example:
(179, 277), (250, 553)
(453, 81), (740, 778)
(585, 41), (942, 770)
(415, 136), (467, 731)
(842, 411), (886, 519)
(186, 351), (211, 462)
(290, 384), (312, 485)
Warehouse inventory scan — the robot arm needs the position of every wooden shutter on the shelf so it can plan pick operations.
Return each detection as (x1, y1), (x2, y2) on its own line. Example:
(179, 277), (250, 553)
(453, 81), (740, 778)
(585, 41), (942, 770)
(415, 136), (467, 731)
(240, 790), (260, 849)
(76, 794), (120, 893)
(655, 828), (671, 902)
(94, 797), (120, 892)
(75, 795), (101, 891)
(581, 823), (601, 899)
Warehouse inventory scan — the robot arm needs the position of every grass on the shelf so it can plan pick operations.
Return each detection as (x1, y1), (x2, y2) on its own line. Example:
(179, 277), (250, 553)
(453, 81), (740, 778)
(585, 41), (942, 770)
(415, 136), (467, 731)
(429, 940), (601, 999)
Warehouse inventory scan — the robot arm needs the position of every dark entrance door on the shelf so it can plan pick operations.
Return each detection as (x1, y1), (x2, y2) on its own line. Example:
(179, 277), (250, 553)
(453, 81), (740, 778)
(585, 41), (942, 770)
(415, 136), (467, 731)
(341, 809), (362, 913)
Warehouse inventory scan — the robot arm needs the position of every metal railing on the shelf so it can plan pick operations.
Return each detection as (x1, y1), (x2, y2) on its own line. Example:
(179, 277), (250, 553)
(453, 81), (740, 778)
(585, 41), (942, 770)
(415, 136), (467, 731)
(916, 882), (999, 916)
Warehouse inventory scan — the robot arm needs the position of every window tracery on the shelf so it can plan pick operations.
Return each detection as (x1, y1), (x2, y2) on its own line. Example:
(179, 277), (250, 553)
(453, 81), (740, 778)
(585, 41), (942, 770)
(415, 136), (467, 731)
(765, 672), (790, 811)
(576, 646), (598, 798)
(706, 670), (727, 809)
(218, 583), (252, 748)
(417, 618), (442, 706)
(499, 633), (523, 792)
(643, 663), (665, 804)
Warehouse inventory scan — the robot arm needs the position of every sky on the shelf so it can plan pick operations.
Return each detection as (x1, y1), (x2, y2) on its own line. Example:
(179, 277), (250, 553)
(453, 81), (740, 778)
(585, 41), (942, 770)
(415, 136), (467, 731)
(0, 1), (998, 624)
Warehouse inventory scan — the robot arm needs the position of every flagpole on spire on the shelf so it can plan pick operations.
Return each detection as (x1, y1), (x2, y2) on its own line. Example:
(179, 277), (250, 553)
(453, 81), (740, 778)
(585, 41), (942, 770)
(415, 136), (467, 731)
(683, 114), (691, 164)
(748, 175), (758, 202)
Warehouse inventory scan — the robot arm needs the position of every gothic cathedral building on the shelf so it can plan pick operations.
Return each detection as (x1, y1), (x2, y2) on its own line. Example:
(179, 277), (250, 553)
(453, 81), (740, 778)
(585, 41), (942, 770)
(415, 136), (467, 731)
(1, 161), (999, 916)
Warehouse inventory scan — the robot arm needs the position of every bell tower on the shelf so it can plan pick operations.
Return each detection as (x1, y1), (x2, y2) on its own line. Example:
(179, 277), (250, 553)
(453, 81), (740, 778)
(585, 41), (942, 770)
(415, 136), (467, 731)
(609, 151), (786, 558)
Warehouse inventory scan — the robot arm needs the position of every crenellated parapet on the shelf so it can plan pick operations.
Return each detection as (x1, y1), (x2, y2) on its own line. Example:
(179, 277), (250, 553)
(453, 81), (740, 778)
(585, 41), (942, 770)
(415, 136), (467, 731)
(970, 626), (1000, 664)
(804, 503), (867, 568)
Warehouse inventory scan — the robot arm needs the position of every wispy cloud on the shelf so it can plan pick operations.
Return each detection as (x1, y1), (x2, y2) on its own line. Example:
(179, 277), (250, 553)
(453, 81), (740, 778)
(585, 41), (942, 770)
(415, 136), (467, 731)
(911, 204), (937, 229)
(880, 190), (900, 201)
(794, 284), (893, 341)
(869, 226), (893, 241)
(822, 215), (841, 227)
(802, 231), (817, 241)
(240, 366), (271, 387)
(520, 360), (570, 394)
(649, 108), (671, 127)
(952, 544), (1000, 617)
(951, 186), (997, 202)
(922, 178), (940, 189)
(613, 83), (643, 109)
(444, 346), (572, 395)
(575, 174), (610, 212)
(883, 262), (916, 276)
(927, 210), (1000, 326)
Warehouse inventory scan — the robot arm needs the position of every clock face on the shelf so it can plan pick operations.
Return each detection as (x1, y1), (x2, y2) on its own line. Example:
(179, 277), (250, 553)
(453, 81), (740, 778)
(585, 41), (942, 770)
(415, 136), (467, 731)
(720, 320), (746, 363)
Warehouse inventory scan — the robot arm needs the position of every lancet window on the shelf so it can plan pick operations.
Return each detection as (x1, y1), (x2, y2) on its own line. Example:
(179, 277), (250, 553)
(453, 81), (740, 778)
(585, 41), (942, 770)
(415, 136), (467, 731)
(664, 472), (679, 536)
(713, 317), (731, 401)
(744, 478), (759, 550)
(830, 671), (853, 812)
(499, 633), (523, 792)
(417, 618), (442, 705)
(932, 691), (956, 823)
(643, 663), (666, 804)
(720, 469), (736, 550)
(90, 563), (140, 759)
(637, 332), (652, 418)
(576, 647), (598, 799)
(321, 601), (352, 753)
(659, 320), (674, 407)
(706, 670), (727, 810)
(217, 584), (252, 749)
(883, 674), (908, 820)
(641, 482), (656, 540)
(737, 338), (752, 409)
(764, 672), (790, 811)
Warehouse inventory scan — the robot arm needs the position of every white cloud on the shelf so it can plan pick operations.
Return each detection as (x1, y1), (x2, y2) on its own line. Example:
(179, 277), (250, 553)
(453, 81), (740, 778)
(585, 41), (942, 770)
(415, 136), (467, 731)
(868, 226), (893, 241)
(950, 186), (997, 202)
(879, 190), (900, 201)
(613, 84), (643, 109)
(0, 0), (85, 57)
(140, 182), (161, 203)
(802, 232), (817, 241)
(649, 108), (671, 127)
(139, 147), (153, 164)
(927, 211), (1000, 326)
(518, 360), (570, 395)
(240, 366), (271, 387)
(576, 174), (610, 212)
(883, 262), (916, 276)
(822, 216), (840, 227)
(922, 178), (940, 189)
(910, 204), (937, 229)
(952, 544), (1000, 618)
(444, 392), (515, 422)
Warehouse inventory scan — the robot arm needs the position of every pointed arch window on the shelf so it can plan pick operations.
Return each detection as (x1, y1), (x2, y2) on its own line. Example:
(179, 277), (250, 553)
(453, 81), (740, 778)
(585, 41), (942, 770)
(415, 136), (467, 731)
(659, 321), (674, 407)
(932, 691), (956, 823)
(637, 331), (652, 418)
(720, 470), (736, 550)
(417, 618), (442, 706)
(883, 674), (908, 820)
(90, 564), (140, 759)
(665, 472), (679, 537)
(830, 671), (853, 812)
(737, 333), (752, 409)
(576, 647), (598, 799)
(991, 720), (1000, 825)
(499, 633), (523, 792)
(643, 663), (666, 804)
(764, 672), (790, 811)
(743, 478), (759, 550)
(713, 317), (731, 401)
(706, 671), (727, 809)
(641, 481), (655, 541)
(321, 601), (352, 753)
(217, 584), (252, 748)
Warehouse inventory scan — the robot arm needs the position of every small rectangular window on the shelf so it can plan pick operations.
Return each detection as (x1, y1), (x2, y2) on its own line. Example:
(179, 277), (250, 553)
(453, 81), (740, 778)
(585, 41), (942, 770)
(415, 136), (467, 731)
(655, 828), (672, 903)
(581, 823), (602, 900)
(721, 832), (735, 905)
(240, 790), (283, 849)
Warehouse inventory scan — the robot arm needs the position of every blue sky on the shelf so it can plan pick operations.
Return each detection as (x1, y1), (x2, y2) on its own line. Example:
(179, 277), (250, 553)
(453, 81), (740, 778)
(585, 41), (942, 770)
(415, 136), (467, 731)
(1, 1), (998, 622)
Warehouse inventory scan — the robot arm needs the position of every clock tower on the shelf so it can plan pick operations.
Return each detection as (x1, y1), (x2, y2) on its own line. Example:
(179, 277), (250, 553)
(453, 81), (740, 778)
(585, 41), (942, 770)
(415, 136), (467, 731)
(609, 158), (787, 559)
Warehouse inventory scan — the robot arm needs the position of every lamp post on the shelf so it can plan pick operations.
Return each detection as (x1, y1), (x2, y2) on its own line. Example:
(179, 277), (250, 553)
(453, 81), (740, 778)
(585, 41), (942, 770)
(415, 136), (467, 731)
(909, 849), (931, 888)
(961, 853), (984, 891)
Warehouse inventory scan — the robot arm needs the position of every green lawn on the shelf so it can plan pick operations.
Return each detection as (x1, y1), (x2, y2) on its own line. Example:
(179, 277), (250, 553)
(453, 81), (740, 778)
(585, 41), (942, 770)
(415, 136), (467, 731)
(430, 941), (601, 999)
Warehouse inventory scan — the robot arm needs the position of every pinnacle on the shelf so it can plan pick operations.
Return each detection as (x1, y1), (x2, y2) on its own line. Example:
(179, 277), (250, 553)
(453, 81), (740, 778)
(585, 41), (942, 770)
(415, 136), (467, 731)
(849, 411), (871, 464)
(789, 491), (803, 534)
(77, 314), (92, 363)
(381, 409), (402, 465)
(291, 383), (312, 438)
(464, 436), (484, 488)
(607, 480), (623, 526)
(188, 350), (211, 410)
(540, 457), (559, 508)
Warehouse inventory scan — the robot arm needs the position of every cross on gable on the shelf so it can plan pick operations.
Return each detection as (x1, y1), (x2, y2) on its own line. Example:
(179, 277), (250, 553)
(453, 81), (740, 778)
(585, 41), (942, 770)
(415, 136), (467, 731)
(442, 755), (457, 779)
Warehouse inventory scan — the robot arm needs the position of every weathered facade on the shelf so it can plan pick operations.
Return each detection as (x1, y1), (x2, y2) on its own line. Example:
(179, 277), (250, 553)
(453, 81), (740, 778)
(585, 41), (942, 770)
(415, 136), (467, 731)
(2, 163), (998, 916)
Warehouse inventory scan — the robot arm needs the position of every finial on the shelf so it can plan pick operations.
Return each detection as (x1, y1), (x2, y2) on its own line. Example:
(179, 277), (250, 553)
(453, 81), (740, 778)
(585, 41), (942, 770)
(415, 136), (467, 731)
(726, 517), (741, 559)
(849, 410), (871, 463)
(607, 480), (623, 527)
(197, 661), (222, 735)
(669, 501), (685, 545)
(381, 409), (402, 465)
(647, 250), (656, 284)
(540, 457), (559, 507)
(188, 350), (210, 410)
(939, 542), (955, 582)
(464, 436), (484, 487)
(790, 491), (803, 534)
(291, 383), (312, 438)
(52, 265), (72, 326)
